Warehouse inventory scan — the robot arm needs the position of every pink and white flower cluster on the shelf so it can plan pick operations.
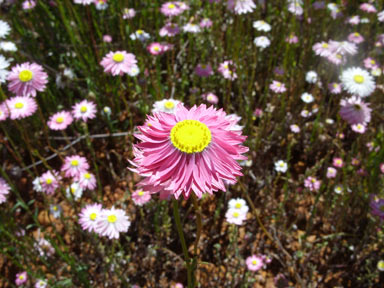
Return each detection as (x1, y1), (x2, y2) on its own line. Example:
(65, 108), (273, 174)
(78, 204), (130, 239)
(225, 198), (249, 225)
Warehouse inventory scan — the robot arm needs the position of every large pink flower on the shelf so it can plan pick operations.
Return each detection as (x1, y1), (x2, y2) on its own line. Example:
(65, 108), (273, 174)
(130, 104), (248, 199)
(7, 62), (48, 97)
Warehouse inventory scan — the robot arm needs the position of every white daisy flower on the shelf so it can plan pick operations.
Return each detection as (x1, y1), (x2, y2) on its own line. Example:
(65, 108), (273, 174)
(95, 207), (131, 239)
(305, 71), (318, 83)
(0, 41), (17, 52)
(129, 29), (150, 41)
(254, 36), (270, 49)
(152, 99), (182, 114)
(127, 65), (140, 77)
(0, 54), (10, 83)
(274, 160), (288, 173)
(228, 198), (249, 214)
(253, 20), (271, 32)
(0, 20), (11, 39)
(301, 92), (314, 103)
(183, 23), (201, 33)
(32, 177), (43, 192)
(334, 185), (343, 194)
(340, 67), (375, 97)
(66, 182), (83, 200)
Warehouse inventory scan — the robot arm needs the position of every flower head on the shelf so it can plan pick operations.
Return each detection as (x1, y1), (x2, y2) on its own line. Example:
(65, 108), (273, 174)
(130, 104), (248, 199)
(228, 198), (249, 214)
(40, 170), (61, 195)
(72, 100), (97, 122)
(270, 80), (286, 93)
(339, 96), (371, 125)
(95, 207), (131, 239)
(304, 176), (321, 191)
(246, 255), (264, 272)
(225, 208), (247, 225)
(0, 103), (9, 121)
(274, 160), (288, 173)
(15, 271), (27, 286)
(6, 96), (37, 120)
(218, 60), (237, 80)
(227, 0), (256, 15)
(202, 92), (219, 104)
(132, 189), (152, 206)
(78, 171), (97, 190)
(195, 64), (213, 77)
(79, 203), (102, 232)
(47, 111), (73, 130)
(326, 167), (337, 178)
(340, 67), (375, 97)
(253, 20), (271, 32)
(0, 20), (11, 39)
(100, 51), (138, 76)
(370, 195), (384, 220)
(0, 177), (10, 204)
(61, 155), (90, 178)
(305, 71), (318, 83)
(35, 279), (48, 288)
(254, 36), (270, 49)
(152, 99), (182, 114)
(301, 92), (314, 103)
(7, 62), (48, 97)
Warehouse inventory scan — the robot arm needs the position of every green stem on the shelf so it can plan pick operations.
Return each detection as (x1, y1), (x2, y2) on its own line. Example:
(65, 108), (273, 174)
(172, 199), (194, 288)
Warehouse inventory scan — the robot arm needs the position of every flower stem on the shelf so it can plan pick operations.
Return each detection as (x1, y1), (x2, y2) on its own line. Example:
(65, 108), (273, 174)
(172, 198), (194, 288)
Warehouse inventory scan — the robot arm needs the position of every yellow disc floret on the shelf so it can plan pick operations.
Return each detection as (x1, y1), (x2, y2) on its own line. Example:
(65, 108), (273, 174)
(56, 117), (64, 123)
(138, 190), (144, 196)
(353, 75), (364, 84)
(107, 214), (117, 223)
(14, 102), (24, 109)
(89, 212), (97, 221)
(235, 203), (242, 209)
(113, 53), (124, 63)
(164, 101), (175, 110)
(170, 120), (211, 154)
(168, 3), (176, 9)
(71, 160), (79, 166)
(80, 106), (87, 113)
(19, 70), (33, 82)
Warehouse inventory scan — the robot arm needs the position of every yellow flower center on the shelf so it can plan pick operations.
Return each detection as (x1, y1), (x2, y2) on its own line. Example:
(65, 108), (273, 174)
(53, 206), (58, 211)
(90, 212), (97, 220)
(235, 203), (242, 209)
(170, 120), (212, 154)
(336, 54), (342, 59)
(56, 116), (64, 123)
(138, 190), (144, 196)
(107, 214), (117, 223)
(80, 106), (87, 113)
(84, 173), (91, 179)
(252, 259), (258, 265)
(333, 83), (338, 88)
(279, 163), (285, 167)
(276, 82), (281, 87)
(378, 261), (384, 269)
(71, 160), (79, 166)
(371, 60), (375, 64)
(19, 275), (24, 280)
(14, 102), (24, 109)
(207, 95), (213, 101)
(322, 43), (328, 48)
(71, 187), (76, 194)
(233, 211), (239, 218)
(311, 178), (316, 183)
(353, 75), (364, 84)
(46, 178), (52, 185)
(18, 69), (33, 82)
(137, 29), (143, 34)
(354, 32), (360, 37)
(112, 53), (124, 63)
(153, 46), (160, 52)
(168, 3), (176, 9)
(201, 64), (206, 69)
(164, 101), (175, 110)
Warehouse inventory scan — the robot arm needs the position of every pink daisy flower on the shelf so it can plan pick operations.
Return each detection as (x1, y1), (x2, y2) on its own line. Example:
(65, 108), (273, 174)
(332, 157), (343, 168)
(22, 0), (36, 10)
(159, 23), (180, 37)
(100, 51), (138, 76)
(218, 60), (237, 80)
(351, 123), (366, 134)
(200, 18), (213, 28)
(227, 0), (256, 15)
(0, 103), (9, 121)
(286, 34), (298, 44)
(0, 177), (10, 204)
(328, 82), (342, 94)
(61, 155), (89, 178)
(103, 34), (112, 43)
(78, 203), (102, 232)
(246, 255), (264, 272)
(72, 99), (97, 122)
(326, 167), (337, 178)
(95, 207), (131, 239)
(160, 2), (188, 17)
(47, 111), (73, 130)
(290, 124), (300, 133)
(360, 3), (377, 13)
(225, 208), (247, 225)
(202, 92), (219, 104)
(40, 170), (61, 195)
(304, 176), (321, 192)
(147, 42), (165, 55)
(269, 80), (287, 93)
(15, 271), (28, 286)
(328, 41), (357, 56)
(348, 32), (364, 44)
(7, 62), (48, 97)
(123, 8), (136, 19)
(132, 189), (152, 206)
(77, 171), (97, 190)
(194, 64), (213, 77)
(348, 16), (360, 25)
(130, 104), (248, 199)
(363, 57), (378, 70)
(5, 96), (37, 120)
(339, 96), (371, 125)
